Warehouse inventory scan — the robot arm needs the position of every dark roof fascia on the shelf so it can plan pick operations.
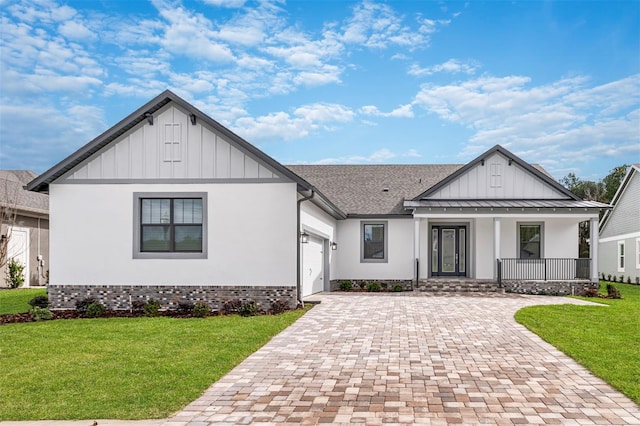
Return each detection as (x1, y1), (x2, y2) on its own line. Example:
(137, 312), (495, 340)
(412, 145), (581, 201)
(600, 165), (639, 233)
(25, 90), (311, 195)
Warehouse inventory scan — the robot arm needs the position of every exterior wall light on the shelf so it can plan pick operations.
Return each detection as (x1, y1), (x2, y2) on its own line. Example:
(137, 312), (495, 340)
(300, 231), (309, 244)
(330, 242), (338, 250)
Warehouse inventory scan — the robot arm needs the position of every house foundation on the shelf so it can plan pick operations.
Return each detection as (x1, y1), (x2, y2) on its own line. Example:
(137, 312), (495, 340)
(46, 284), (297, 312)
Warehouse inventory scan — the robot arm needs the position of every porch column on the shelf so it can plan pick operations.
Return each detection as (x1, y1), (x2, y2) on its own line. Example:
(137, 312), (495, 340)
(590, 217), (599, 283)
(493, 217), (501, 279)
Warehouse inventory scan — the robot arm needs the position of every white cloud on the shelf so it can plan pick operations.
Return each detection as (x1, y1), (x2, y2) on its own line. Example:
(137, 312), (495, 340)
(408, 59), (480, 77)
(201, 0), (247, 7)
(359, 103), (414, 118)
(412, 73), (640, 170)
(312, 148), (401, 165)
(58, 20), (96, 41)
(233, 103), (354, 141)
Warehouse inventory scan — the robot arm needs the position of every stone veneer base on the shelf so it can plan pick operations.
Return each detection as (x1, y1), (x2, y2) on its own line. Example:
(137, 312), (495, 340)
(47, 284), (297, 312)
(503, 280), (597, 296)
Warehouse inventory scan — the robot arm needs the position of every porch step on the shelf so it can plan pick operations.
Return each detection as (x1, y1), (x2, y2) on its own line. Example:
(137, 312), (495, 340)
(416, 279), (502, 293)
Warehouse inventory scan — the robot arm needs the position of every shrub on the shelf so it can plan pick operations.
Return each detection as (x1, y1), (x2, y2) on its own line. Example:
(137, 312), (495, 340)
(177, 302), (194, 315)
(75, 297), (97, 313)
(143, 299), (161, 317)
(606, 283), (621, 299)
(86, 302), (106, 318)
(339, 280), (353, 291)
(239, 300), (260, 317)
(380, 282), (388, 290)
(131, 300), (146, 313)
(223, 299), (243, 314)
(392, 284), (403, 292)
(28, 295), (49, 309)
(583, 287), (600, 298)
(367, 281), (381, 292)
(626, 277), (632, 284)
(619, 275), (624, 283)
(636, 277), (640, 285)
(270, 299), (290, 315)
(601, 272), (606, 281)
(192, 302), (211, 318)
(607, 274), (612, 282)
(5, 258), (25, 288)
(30, 307), (53, 321)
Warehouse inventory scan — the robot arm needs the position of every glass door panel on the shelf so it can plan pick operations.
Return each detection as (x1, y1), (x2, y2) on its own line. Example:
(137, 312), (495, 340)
(441, 229), (456, 273)
(459, 229), (466, 273)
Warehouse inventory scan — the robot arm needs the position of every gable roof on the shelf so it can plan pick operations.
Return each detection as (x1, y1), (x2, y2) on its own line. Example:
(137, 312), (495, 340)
(0, 170), (48, 216)
(25, 90), (345, 219)
(412, 145), (581, 201)
(599, 164), (640, 233)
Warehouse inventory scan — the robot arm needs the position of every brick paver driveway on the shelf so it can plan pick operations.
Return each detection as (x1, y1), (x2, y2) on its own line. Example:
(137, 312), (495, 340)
(165, 294), (640, 425)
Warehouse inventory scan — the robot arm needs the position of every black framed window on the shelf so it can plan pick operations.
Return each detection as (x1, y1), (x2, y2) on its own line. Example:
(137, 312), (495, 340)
(518, 223), (542, 259)
(140, 198), (203, 252)
(361, 221), (388, 262)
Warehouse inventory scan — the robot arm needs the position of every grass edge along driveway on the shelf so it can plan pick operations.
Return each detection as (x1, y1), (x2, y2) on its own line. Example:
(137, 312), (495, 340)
(515, 282), (640, 405)
(0, 307), (309, 420)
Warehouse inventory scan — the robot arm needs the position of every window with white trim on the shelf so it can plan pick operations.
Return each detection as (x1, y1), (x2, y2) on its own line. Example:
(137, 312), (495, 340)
(617, 241), (625, 272)
(133, 193), (207, 259)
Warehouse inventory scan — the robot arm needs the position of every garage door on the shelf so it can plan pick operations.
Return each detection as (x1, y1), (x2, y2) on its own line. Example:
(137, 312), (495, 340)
(302, 235), (324, 297)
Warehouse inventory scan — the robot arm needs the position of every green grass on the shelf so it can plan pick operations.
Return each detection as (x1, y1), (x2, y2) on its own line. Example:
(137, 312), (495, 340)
(0, 288), (47, 314)
(515, 282), (640, 404)
(0, 309), (309, 420)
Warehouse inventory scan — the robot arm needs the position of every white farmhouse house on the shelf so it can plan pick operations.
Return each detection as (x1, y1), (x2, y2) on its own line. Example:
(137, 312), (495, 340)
(27, 91), (608, 310)
(599, 164), (640, 284)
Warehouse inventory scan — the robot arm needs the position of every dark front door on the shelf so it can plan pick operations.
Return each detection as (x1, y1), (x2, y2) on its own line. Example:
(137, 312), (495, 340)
(431, 226), (467, 277)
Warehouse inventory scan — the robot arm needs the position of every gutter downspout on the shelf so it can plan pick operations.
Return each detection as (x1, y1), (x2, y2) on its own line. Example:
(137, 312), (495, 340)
(296, 189), (315, 307)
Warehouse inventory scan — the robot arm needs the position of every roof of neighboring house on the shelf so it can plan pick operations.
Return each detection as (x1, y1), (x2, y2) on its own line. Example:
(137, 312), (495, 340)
(600, 164), (640, 232)
(287, 164), (463, 215)
(0, 170), (49, 216)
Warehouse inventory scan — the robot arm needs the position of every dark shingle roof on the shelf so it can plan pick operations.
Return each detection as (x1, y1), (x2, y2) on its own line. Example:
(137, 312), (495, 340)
(287, 164), (463, 215)
(0, 170), (49, 215)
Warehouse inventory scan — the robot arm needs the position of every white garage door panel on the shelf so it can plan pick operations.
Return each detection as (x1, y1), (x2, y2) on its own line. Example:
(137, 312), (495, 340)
(302, 235), (324, 297)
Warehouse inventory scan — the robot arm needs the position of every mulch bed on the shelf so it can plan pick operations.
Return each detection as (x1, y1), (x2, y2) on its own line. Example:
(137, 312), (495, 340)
(0, 309), (222, 325)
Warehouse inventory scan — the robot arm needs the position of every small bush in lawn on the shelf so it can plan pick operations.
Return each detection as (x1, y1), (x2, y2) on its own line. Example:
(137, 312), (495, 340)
(583, 287), (600, 298)
(143, 299), (161, 317)
(239, 300), (260, 317)
(606, 283), (621, 299)
(223, 299), (242, 314)
(607, 274), (612, 282)
(380, 282), (388, 290)
(636, 277), (640, 285)
(339, 280), (352, 291)
(392, 284), (403, 292)
(626, 277), (632, 284)
(30, 307), (53, 321)
(358, 281), (368, 290)
(5, 258), (25, 288)
(270, 299), (289, 315)
(86, 301), (106, 318)
(192, 302), (211, 318)
(619, 275), (624, 283)
(75, 297), (97, 313)
(28, 295), (49, 309)
(601, 272), (606, 281)
(177, 302), (194, 315)
(367, 281), (381, 292)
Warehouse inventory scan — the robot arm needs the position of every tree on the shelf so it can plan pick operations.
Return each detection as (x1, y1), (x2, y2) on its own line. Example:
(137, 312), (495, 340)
(602, 165), (629, 203)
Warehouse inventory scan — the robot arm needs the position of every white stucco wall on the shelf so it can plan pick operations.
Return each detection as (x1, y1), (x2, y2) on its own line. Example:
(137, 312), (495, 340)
(300, 200), (338, 279)
(50, 182), (297, 286)
(334, 218), (414, 280)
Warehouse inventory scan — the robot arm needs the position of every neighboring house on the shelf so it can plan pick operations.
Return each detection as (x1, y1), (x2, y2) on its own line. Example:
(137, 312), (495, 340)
(1, 170), (49, 287)
(27, 91), (608, 310)
(599, 164), (640, 283)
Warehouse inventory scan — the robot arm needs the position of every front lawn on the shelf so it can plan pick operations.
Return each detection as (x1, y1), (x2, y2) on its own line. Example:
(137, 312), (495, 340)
(515, 282), (640, 404)
(0, 288), (47, 314)
(0, 309), (309, 420)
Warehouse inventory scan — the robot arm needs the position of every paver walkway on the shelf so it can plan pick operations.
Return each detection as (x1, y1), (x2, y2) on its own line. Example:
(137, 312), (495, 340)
(164, 293), (640, 425)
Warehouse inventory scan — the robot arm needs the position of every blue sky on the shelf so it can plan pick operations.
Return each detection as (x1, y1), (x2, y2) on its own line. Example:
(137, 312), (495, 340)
(1, 0), (638, 181)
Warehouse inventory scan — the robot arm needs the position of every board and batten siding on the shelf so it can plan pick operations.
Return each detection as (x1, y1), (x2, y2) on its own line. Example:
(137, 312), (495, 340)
(426, 153), (566, 200)
(600, 170), (640, 239)
(63, 104), (280, 181)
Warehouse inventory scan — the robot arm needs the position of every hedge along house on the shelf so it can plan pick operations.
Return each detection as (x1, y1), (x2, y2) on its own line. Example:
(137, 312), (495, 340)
(28, 91), (608, 310)
(598, 164), (640, 284)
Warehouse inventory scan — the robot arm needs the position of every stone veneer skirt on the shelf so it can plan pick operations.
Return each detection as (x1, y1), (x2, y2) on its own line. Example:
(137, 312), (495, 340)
(47, 284), (297, 312)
